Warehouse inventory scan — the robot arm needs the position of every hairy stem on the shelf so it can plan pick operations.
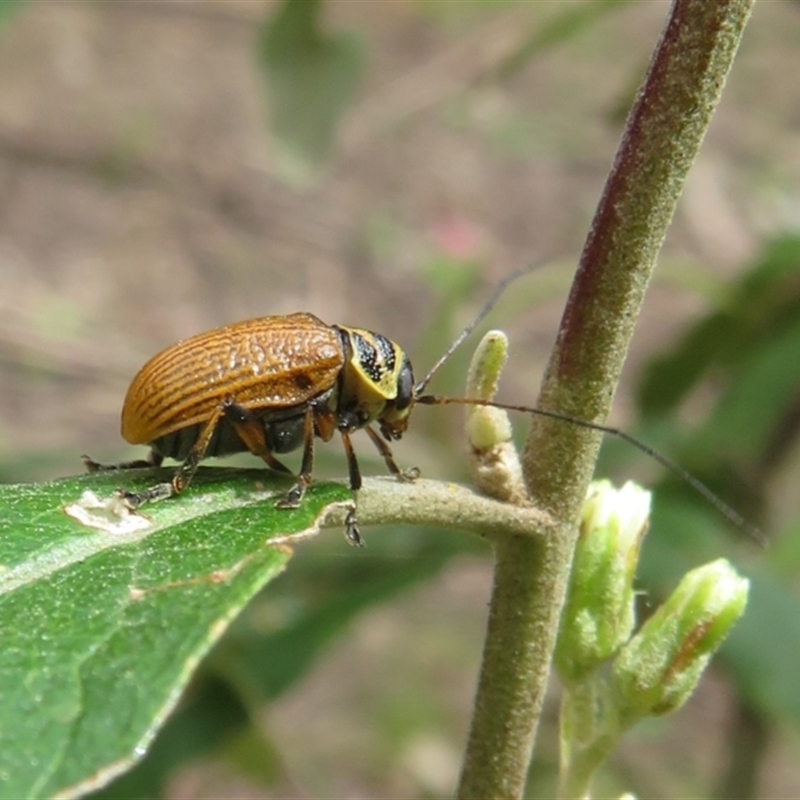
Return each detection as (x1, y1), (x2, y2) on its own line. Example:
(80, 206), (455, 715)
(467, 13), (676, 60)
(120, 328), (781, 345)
(456, 2), (756, 797)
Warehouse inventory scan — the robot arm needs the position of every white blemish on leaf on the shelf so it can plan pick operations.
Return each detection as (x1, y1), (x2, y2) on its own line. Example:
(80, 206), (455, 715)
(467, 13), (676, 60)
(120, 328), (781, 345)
(64, 490), (153, 535)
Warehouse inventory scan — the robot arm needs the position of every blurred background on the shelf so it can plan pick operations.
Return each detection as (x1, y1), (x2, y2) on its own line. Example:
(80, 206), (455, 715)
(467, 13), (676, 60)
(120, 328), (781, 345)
(2, 1), (800, 797)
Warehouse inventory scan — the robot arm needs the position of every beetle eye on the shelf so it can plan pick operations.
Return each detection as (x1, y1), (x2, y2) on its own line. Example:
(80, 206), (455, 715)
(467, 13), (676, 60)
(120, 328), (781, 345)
(394, 358), (414, 411)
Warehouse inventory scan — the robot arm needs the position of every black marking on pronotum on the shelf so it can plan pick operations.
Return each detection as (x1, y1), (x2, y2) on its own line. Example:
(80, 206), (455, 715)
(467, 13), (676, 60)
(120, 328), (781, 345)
(373, 333), (397, 373)
(352, 332), (383, 383)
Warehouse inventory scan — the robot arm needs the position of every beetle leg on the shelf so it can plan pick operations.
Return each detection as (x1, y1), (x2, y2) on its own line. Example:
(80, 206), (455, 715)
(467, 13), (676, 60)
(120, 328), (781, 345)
(339, 428), (362, 491)
(339, 428), (365, 546)
(117, 481), (174, 507)
(364, 425), (420, 482)
(82, 450), (164, 473)
(118, 406), (223, 508)
(275, 407), (315, 510)
(343, 507), (364, 548)
(222, 400), (292, 474)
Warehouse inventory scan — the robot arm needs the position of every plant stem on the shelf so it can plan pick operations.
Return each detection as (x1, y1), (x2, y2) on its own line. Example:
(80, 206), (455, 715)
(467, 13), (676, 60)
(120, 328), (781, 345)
(558, 677), (621, 800)
(457, 1), (756, 797)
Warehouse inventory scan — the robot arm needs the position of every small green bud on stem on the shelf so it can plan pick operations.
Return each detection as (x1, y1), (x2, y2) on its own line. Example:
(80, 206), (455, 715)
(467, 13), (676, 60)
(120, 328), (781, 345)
(613, 558), (749, 719)
(465, 331), (527, 504)
(556, 480), (651, 683)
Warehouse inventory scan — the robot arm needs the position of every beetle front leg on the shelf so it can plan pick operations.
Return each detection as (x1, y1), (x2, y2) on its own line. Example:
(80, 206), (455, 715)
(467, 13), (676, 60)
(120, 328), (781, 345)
(339, 428), (365, 547)
(364, 425), (419, 483)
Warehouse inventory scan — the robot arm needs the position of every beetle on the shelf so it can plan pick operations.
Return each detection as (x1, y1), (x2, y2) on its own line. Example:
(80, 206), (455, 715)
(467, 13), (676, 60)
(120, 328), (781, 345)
(85, 271), (760, 546)
(84, 311), (421, 545)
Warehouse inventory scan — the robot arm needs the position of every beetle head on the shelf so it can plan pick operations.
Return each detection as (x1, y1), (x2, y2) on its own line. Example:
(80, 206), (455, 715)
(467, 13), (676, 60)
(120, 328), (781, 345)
(336, 326), (416, 439)
(377, 354), (415, 441)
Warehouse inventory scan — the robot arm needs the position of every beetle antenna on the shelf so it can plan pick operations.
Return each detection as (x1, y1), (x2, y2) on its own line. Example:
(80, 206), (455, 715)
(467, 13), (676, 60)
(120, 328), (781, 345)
(416, 394), (766, 547)
(414, 263), (540, 396)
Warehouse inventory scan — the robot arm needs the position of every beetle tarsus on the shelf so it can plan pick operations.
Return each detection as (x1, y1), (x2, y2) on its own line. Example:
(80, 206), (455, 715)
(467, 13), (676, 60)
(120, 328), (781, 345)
(276, 480), (307, 509)
(400, 466), (421, 482)
(116, 482), (173, 509)
(344, 508), (365, 547)
(82, 455), (105, 472)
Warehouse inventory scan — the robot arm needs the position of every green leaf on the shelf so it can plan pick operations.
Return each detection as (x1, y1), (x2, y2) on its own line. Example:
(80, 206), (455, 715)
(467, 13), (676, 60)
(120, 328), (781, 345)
(693, 312), (800, 461)
(257, 0), (366, 184)
(0, 468), (351, 800)
(0, 0), (26, 29)
(91, 672), (282, 800)
(637, 312), (745, 418)
(94, 525), (478, 798)
(638, 234), (800, 418)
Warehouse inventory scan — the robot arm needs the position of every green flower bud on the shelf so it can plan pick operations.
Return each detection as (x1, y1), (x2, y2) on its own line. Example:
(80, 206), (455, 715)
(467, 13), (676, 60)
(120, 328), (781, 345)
(613, 558), (749, 719)
(464, 331), (526, 504)
(465, 331), (512, 446)
(556, 481), (651, 683)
